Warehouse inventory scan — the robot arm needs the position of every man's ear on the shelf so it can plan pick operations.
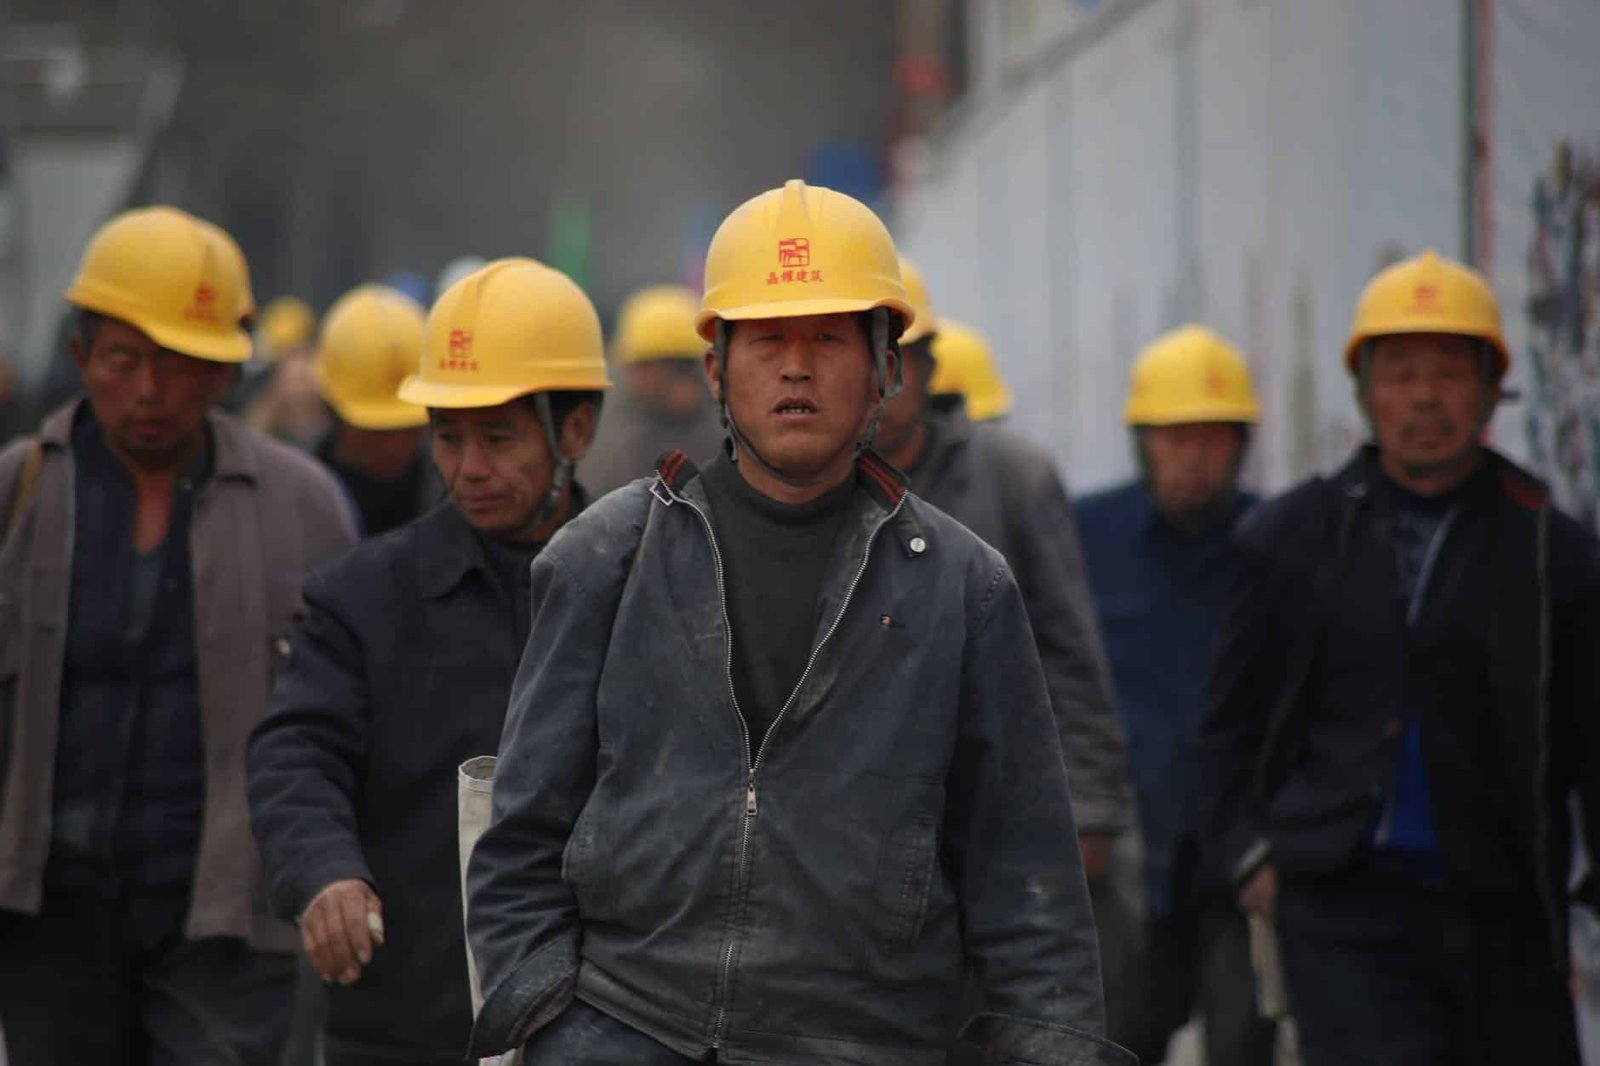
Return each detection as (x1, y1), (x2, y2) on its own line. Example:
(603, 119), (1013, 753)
(703, 347), (722, 405)
(558, 401), (598, 461)
(70, 331), (90, 373)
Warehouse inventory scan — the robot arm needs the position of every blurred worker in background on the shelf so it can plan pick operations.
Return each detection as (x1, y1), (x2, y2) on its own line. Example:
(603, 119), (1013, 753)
(248, 258), (608, 1066)
(875, 260), (1131, 885)
(0, 205), (356, 1065)
(583, 283), (722, 495)
(1199, 250), (1600, 1065)
(467, 181), (1132, 1065)
(244, 295), (331, 449)
(927, 318), (1014, 423)
(1076, 324), (1275, 1066)
(312, 284), (439, 537)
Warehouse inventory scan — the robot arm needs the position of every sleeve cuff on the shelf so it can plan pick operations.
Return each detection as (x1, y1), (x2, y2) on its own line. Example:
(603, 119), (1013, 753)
(467, 932), (579, 1058)
(958, 1012), (1138, 1065)
(1229, 836), (1272, 887)
(274, 853), (375, 922)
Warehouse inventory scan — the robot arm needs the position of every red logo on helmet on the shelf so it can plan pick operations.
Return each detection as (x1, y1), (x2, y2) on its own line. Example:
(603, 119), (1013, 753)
(450, 330), (473, 357)
(778, 238), (811, 268)
(1411, 283), (1440, 312)
(184, 284), (220, 323)
(1205, 366), (1227, 396)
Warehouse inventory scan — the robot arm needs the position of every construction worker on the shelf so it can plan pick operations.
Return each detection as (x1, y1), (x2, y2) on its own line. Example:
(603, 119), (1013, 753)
(0, 206), (356, 1064)
(245, 295), (330, 449)
(928, 319), (1014, 422)
(311, 284), (439, 537)
(1198, 251), (1600, 1064)
(874, 260), (1130, 878)
(583, 283), (723, 495)
(464, 181), (1132, 1065)
(246, 258), (609, 1066)
(1075, 325), (1275, 1065)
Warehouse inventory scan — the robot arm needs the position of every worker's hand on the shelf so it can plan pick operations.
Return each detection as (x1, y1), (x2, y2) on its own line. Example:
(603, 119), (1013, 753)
(300, 879), (384, 985)
(1237, 864), (1278, 919)
(1077, 833), (1115, 881)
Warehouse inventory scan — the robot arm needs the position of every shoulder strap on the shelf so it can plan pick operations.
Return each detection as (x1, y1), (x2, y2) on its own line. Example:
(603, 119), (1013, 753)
(4, 439), (44, 542)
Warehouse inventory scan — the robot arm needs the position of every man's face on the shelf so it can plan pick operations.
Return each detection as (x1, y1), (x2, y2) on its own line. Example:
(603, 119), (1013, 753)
(1142, 422), (1245, 519)
(339, 424), (425, 482)
(874, 342), (930, 460)
(709, 313), (884, 484)
(628, 359), (709, 421)
(430, 398), (594, 541)
(72, 316), (231, 468)
(1360, 333), (1493, 483)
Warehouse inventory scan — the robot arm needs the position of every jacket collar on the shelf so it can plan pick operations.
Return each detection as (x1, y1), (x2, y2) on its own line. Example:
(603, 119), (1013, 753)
(655, 448), (908, 511)
(1336, 443), (1548, 513)
(41, 398), (259, 484)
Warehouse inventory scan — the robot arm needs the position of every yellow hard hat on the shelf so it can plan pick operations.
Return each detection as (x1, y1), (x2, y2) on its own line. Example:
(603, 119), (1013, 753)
(258, 296), (316, 361)
(613, 285), (704, 364)
(66, 205), (254, 363)
(1124, 325), (1261, 427)
(194, 218), (256, 327)
(398, 257), (612, 410)
(697, 179), (914, 341)
(929, 319), (1014, 421)
(313, 284), (428, 430)
(1344, 249), (1509, 377)
(897, 258), (937, 344)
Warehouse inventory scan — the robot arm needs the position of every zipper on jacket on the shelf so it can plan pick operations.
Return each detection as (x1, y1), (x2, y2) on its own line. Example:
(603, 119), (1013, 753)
(656, 474), (905, 1046)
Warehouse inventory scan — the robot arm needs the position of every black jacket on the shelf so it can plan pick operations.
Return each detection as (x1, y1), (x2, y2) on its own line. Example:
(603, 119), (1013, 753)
(246, 501), (563, 1060)
(467, 453), (1133, 1065)
(1197, 447), (1600, 965)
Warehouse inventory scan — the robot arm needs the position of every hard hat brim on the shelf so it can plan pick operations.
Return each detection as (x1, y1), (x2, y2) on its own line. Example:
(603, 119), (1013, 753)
(1124, 401), (1261, 427)
(695, 296), (917, 342)
(67, 290), (253, 364)
(1342, 327), (1511, 378)
(326, 394), (430, 431)
(397, 371), (612, 410)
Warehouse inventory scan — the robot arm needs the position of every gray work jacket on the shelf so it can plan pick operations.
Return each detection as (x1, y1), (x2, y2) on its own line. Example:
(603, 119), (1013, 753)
(0, 399), (356, 950)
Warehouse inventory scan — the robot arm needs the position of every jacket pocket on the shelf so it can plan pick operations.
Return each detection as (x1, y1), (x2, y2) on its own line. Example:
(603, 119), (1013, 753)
(882, 812), (938, 950)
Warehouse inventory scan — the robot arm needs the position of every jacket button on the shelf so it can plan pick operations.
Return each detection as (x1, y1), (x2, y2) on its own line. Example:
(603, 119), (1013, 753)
(908, 536), (927, 555)
(274, 637), (291, 658)
(1384, 718), (1403, 738)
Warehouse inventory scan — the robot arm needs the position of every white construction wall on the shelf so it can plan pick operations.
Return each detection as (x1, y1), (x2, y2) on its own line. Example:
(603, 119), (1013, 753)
(895, 0), (1598, 501)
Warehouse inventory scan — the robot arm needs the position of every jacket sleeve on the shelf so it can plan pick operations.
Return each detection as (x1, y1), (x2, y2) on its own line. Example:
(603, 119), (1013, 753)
(948, 563), (1136, 1065)
(1003, 458), (1131, 835)
(466, 547), (606, 1058)
(246, 570), (375, 920)
(1195, 514), (1284, 886)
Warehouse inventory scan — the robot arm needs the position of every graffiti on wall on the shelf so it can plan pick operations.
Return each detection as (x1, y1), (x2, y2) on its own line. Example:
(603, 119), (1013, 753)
(1525, 139), (1600, 529)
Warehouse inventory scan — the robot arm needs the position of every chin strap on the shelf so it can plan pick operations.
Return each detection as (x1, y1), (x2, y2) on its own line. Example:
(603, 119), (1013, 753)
(714, 310), (903, 486)
(530, 391), (573, 526)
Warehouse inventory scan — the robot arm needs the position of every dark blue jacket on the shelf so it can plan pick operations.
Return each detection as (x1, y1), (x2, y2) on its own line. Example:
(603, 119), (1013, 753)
(467, 452), (1134, 1066)
(1075, 483), (1255, 916)
(1197, 447), (1600, 969)
(247, 501), (552, 1060)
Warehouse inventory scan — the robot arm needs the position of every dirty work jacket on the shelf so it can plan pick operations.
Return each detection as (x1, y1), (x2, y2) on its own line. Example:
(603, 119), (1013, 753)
(1197, 446), (1600, 969)
(467, 451), (1135, 1066)
(0, 398), (357, 950)
(247, 498), (577, 1059)
(910, 401), (1131, 835)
